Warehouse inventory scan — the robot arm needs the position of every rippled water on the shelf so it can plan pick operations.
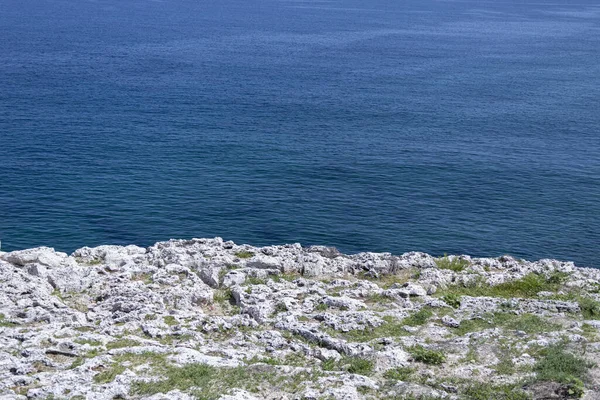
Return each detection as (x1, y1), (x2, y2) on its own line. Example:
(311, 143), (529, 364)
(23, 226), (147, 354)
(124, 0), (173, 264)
(1, 0), (599, 266)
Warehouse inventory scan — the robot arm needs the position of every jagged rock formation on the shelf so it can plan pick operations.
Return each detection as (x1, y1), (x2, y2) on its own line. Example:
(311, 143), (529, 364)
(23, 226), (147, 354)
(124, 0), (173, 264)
(0, 238), (599, 399)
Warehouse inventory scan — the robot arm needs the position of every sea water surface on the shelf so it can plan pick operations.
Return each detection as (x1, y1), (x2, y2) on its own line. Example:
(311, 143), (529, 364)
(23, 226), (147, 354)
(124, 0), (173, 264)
(0, 0), (599, 266)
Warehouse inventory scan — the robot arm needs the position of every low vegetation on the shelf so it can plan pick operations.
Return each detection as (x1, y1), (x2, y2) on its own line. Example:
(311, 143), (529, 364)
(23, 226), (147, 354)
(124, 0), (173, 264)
(0, 313), (17, 327)
(234, 251), (254, 259)
(339, 316), (409, 342)
(131, 363), (320, 398)
(95, 352), (168, 384)
(409, 345), (445, 365)
(454, 312), (561, 336)
(403, 308), (433, 326)
(464, 383), (530, 400)
(532, 344), (595, 398)
(4, 242), (600, 399)
(438, 272), (569, 299)
(578, 297), (600, 319)
(383, 366), (415, 381)
(105, 338), (141, 350)
(436, 255), (470, 272)
(345, 357), (374, 375)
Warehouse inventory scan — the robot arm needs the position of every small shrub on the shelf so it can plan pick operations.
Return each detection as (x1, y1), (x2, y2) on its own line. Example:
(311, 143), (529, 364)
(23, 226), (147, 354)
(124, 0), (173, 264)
(409, 345), (445, 365)
(163, 316), (177, 326)
(94, 364), (126, 384)
(383, 366), (415, 381)
(534, 344), (593, 388)
(547, 271), (570, 285)
(69, 357), (85, 369)
(234, 251), (254, 259)
(442, 294), (461, 308)
(315, 303), (329, 311)
(274, 303), (288, 314)
(214, 289), (235, 304)
(492, 273), (554, 298)
(345, 357), (374, 375)
(578, 297), (600, 320)
(322, 358), (336, 371)
(436, 255), (470, 272)
(403, 308), (433, 326)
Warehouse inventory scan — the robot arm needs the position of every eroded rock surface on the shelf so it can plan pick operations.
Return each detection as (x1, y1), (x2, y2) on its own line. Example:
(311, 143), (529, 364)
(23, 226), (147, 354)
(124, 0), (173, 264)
(0, 239), (599, 399)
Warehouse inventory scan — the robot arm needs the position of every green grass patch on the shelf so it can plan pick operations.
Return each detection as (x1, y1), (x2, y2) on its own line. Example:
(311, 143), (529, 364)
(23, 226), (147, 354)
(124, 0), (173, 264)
(345, 357), (374, 375)
(494, 349), (516, 375)
(70, 347), (102, 368)
(499, 313), (561, 334)
(439, 272), (567, 300)
(442, 293), (462, 308)
(74, 338), (102, 347)
(163, 316), (178, 326)
(403, 308), (433, 326)
(532, 344), (594, 398)
(464, 382), (530, 400)
(246, 276), (267, 285)
(0, 313), (17, 327)
(106, 338), (141, 350)
(436, 255), (470, 272)
(131, 362), (319, 398)
(581, 323), (598, 340)
(578, 297), (600, 320)
(95, 351), (168, 384)
(214, 289), (235, 304)
(94, 364), (126, 384)
(409, 345), (445, 365)
(383, 366), (415, 381)
(364, 292), (395, 305)
(234, 251), (254, 259)
(454, 312), (561, 336)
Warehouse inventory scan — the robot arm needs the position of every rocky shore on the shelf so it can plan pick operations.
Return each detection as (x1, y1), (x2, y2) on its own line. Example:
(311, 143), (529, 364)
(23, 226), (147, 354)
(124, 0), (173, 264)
(1, 238), (599, 400)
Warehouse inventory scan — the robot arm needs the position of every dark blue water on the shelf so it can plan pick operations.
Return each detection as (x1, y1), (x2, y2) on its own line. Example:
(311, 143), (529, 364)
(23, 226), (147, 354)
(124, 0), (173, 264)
(1, 0), (599, 267)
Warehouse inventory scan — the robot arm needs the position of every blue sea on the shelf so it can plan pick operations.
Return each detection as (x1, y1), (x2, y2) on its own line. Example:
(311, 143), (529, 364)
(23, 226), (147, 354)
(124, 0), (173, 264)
(1, 0), (599, 267)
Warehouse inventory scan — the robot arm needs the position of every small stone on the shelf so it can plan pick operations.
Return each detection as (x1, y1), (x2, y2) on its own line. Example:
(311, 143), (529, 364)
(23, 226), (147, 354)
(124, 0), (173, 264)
(441, 315), (460, 328)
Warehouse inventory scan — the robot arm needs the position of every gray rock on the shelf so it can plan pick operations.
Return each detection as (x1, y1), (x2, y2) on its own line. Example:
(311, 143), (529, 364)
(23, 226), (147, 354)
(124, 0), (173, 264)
(0, 239), (597, 400)
(441, 315), (460, 328)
